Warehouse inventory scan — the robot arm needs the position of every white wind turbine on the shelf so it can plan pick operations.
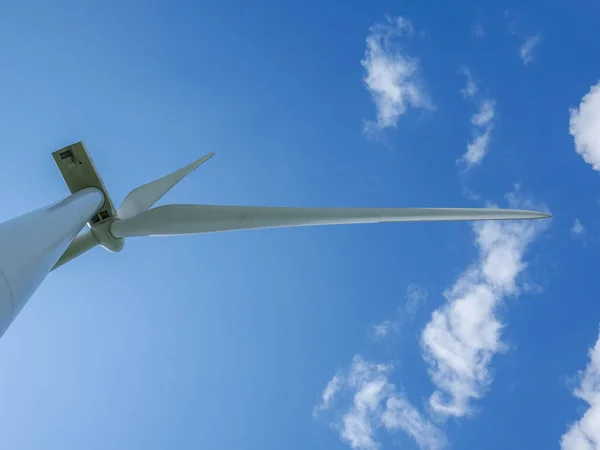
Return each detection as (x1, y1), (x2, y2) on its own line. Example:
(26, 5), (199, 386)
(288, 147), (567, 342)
(0, 142), (550, 338)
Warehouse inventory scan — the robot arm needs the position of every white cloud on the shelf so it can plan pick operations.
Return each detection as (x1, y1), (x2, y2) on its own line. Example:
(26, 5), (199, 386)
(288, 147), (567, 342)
(315, 356), (446, 450)
(569, 81), (600, 171)
(561, 327), (600, 450)
(361, 16), (432, 134)
(519, 34), (542, 65)
(421, 189), (549, 417)
(572, 219), (585, 236)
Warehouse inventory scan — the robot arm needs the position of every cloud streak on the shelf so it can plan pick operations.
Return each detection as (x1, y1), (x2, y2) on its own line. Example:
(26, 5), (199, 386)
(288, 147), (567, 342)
(472, 23), (485, 39)
(459, 67), (478, 99)
(421, 189), (549, 417)
(361, 16), (432, 134)
(561, 327), (600, 449)
(313, 373), (343, 416)
(372, 283), (428, 339)
(572, 219), (585, 237)
(457, 69), (496, 169)
(519, 34), (542, 65)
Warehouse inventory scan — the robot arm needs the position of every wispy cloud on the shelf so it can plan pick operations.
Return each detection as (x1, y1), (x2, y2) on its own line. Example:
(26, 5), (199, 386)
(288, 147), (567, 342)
(315, 356), (446, 450)
(462, 127), (493, 169)
(382, 395), (447, 450)
(459, 67), (478, 99)
(503, 9), (519, 36)
(372, 283), (428, 339)
(313, 373), (343, 416)
(569, 81), (600, 171)
(472, 23), (485, 39)
(519, 34), (542, 65)
(560, 327), (600, 449)
(405, 283), (428, 318)
(372, 320), (394, 339)
(572, 219), (585, 237)
(457, 69), (496, 169)
(340, 359), (391, 450)
(471, 99), (495, 127)
(421, 188), (549, 417)
(361, 16), (432, 135)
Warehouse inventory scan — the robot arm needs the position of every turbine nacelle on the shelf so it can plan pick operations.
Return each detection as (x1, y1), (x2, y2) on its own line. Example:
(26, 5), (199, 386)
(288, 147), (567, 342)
(52, 143), (214, 268)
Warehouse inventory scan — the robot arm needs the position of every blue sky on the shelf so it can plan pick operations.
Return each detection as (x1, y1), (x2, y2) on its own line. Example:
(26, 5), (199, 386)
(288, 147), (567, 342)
(1, 1), (600, 449)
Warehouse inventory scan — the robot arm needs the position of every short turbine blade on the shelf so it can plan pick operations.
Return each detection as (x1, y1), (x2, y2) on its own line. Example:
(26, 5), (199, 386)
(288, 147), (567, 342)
(110, 205), (550, 238)
(52, 229), (99, 270)
(117, 152), (215, 220)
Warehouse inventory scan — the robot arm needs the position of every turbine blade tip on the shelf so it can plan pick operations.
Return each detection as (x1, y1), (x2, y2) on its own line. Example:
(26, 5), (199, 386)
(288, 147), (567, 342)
(528, 210), (551, 219)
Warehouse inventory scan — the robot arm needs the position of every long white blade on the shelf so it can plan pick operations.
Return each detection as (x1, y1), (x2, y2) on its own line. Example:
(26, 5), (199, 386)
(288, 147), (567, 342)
(117, 153), (214, 220)
(110, 204), (550, 237)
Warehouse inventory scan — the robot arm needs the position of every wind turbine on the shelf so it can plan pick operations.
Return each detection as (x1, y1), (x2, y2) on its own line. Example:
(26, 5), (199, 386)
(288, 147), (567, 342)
(0, 142), (550, 339)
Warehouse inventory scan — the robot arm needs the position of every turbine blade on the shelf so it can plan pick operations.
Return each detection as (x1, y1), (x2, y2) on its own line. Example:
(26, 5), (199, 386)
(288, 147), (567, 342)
(52, 230), (99, 270)
(117, 152), (215, 220)
(110, 205), (550, 237)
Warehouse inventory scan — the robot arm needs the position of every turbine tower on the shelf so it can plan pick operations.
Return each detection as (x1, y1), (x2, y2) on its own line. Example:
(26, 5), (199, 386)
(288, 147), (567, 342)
(0, 142), (550, 338)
